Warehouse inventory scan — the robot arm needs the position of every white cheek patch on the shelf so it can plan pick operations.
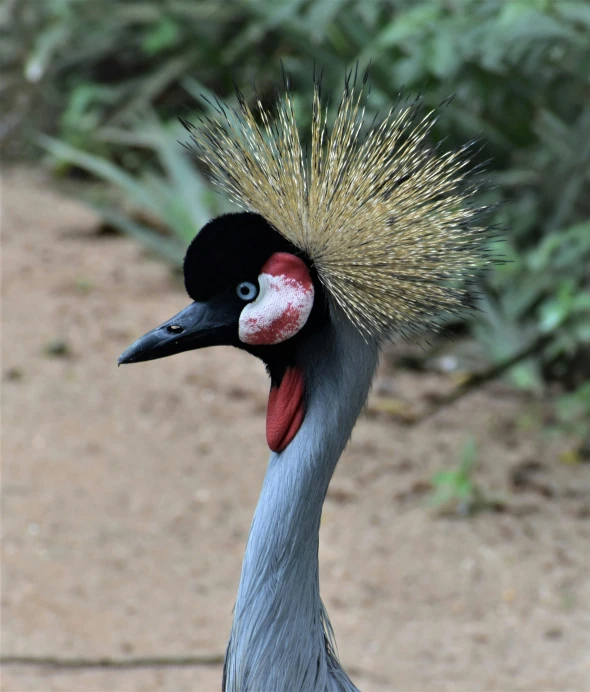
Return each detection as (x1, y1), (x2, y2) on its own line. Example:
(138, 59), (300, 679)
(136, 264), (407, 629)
(239, 257), (314, 346)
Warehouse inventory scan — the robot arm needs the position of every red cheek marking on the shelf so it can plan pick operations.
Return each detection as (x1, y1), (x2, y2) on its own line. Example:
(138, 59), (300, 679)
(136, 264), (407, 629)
(266, 366), (305, 453)
(239, 252), (314, 346)
(244, 302), (306, 346)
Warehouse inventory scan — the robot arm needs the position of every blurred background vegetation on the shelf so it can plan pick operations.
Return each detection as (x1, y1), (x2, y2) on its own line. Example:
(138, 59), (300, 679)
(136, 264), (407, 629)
(2, 0), (589, 449)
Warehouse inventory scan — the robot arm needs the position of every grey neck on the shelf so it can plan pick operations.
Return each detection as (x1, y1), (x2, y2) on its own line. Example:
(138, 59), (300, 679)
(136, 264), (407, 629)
(223, 314), (379, 692)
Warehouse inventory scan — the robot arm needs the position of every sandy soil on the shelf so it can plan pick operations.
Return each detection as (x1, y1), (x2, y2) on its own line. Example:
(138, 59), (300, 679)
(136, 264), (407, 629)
(2, 166), (589, 692)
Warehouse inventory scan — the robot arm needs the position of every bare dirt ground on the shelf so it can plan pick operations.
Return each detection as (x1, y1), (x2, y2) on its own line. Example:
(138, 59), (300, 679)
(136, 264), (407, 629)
(2, 166), (589, 692)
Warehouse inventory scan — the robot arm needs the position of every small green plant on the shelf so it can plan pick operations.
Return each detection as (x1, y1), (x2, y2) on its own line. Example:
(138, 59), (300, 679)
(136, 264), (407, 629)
(430, 437), (496, 516)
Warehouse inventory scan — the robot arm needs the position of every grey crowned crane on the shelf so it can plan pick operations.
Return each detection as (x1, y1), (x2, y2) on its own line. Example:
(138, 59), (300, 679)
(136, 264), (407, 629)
(119, 71), (493, 691)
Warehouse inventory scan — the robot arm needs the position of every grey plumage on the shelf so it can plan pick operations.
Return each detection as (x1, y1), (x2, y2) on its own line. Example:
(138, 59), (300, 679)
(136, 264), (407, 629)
(223, 310), (379, 691)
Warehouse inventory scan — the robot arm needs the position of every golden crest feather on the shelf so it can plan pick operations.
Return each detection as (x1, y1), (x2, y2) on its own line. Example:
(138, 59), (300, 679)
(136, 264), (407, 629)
(182, 70), (493, 341)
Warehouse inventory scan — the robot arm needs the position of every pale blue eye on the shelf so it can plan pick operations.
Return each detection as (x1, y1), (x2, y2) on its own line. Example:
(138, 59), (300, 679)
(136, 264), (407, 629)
(237, 281), (258, 301)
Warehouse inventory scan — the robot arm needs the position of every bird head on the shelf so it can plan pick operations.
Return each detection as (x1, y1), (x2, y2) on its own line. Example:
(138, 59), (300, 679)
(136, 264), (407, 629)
(119, 70), (495, 452)
(118, 211), (329, 373)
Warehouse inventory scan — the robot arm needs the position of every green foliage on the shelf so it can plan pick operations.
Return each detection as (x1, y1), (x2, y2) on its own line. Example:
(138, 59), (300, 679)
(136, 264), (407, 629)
(474, 219), (590, 391)
(39, 118), (231, 263)
(3, 0), (590, 397)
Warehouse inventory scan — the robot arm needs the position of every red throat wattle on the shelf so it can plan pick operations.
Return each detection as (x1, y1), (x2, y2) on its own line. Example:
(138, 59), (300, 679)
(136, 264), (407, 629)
(266, 366), (305, 453)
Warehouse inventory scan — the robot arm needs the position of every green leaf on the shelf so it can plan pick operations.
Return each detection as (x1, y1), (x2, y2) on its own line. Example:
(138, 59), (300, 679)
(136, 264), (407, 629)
(25, 23), (70, 83)
(427, 29), (462, 78)
(540, 299), (569, 332)
(556, 1), (590, 30)
(141, 18), (180, 56)
(572, 292), (590, 313)
(88, 204), (185, 266)
(39, 135), (162, 216)
(374, 5), (442, 49)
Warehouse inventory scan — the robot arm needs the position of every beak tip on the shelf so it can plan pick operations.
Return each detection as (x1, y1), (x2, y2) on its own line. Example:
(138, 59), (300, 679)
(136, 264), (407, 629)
(118, 348), (136, 366)
(117, 332), (165, 366)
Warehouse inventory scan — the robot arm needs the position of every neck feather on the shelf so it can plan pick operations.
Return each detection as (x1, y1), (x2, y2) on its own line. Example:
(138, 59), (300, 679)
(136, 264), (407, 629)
(224, 314), (379, 692)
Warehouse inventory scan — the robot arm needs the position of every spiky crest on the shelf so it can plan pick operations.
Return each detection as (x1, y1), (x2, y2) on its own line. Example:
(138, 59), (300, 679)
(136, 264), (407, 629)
(182, 69), (494, 341)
